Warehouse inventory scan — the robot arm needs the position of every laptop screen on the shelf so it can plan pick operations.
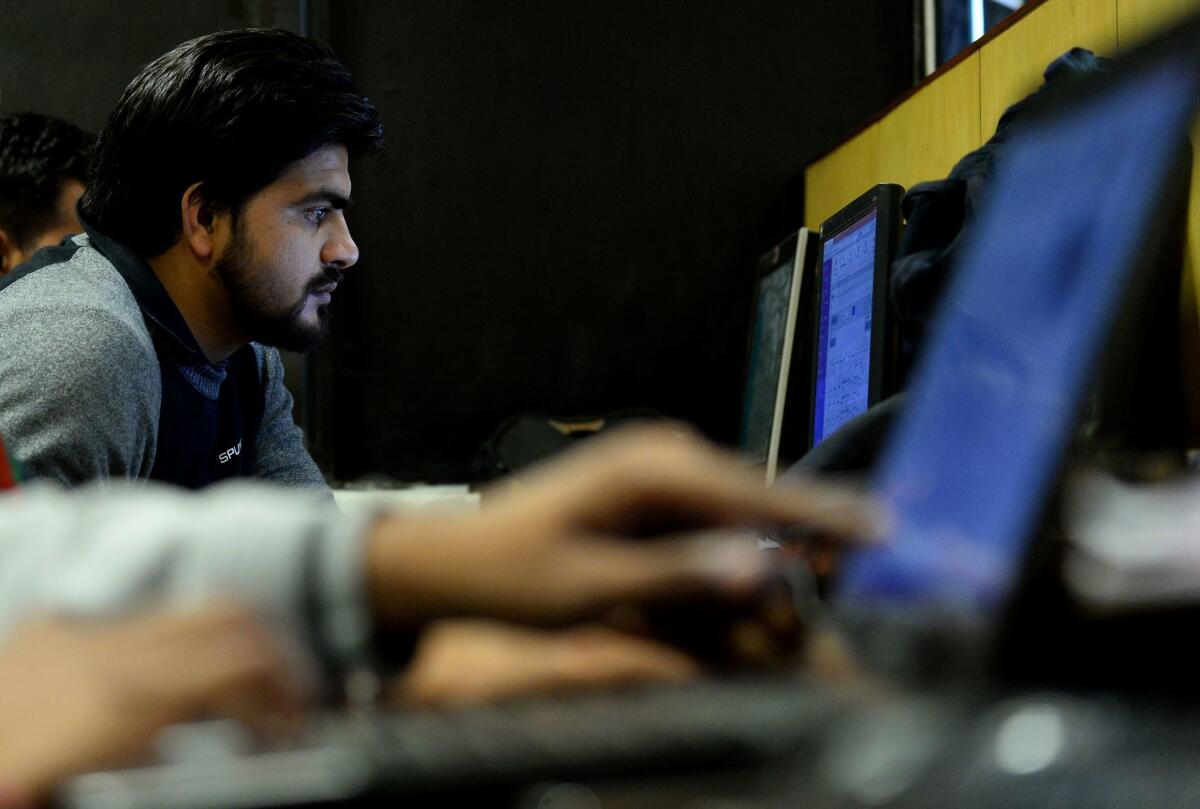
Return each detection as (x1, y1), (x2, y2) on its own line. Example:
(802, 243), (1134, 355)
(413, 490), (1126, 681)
(812, 210), (878, 445)
(837, 56), (1200, 616)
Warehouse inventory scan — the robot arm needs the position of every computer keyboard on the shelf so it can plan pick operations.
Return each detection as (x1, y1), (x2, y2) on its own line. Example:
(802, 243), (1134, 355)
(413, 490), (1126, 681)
(60, 675), (844, 809)
(62, 679), (1200, 809)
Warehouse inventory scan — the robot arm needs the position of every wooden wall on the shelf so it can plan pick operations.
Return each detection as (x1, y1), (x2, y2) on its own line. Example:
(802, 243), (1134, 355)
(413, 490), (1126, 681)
(810, 0), (1108, 225)
(804, 0), (1200, 440)
(805, 0), (1200, 227)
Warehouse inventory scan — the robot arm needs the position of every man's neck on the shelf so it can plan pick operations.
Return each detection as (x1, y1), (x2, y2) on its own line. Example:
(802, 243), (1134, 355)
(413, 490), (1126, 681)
(147, 246), (246, 363)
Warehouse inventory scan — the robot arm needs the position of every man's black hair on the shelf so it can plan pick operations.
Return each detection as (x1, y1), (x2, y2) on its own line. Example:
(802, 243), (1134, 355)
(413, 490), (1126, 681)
(80, 28), (385, 257)
(0, 113), (93, 251)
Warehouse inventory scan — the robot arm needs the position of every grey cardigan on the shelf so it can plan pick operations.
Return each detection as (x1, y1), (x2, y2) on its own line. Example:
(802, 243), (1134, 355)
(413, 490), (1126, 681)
(0, 233), (328, 491)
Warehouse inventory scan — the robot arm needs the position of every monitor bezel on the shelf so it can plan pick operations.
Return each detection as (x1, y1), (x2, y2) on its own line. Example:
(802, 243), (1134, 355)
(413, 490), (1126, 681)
(738, 228), (817, 482)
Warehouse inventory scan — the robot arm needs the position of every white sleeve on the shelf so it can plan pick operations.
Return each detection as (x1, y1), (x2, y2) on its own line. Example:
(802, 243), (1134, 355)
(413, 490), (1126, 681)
(0, 481), (380, 683)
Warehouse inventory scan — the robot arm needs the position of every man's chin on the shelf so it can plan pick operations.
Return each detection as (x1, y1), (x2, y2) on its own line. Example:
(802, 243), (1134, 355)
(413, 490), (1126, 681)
(255, 311), (331, 353)
(277, 323), (330, 353)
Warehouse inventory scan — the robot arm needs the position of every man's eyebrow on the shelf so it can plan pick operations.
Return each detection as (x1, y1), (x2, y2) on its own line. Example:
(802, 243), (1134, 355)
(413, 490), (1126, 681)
(294, 189), (352, 209)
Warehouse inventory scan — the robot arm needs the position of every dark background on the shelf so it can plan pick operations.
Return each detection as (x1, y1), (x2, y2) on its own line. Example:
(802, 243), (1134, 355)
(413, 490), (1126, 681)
(1, 0), (912, 482)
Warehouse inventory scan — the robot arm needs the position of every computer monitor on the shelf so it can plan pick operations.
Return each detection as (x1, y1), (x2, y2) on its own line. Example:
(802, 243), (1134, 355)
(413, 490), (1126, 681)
(738, 229), (817, 482)
(835, 45), (1199, 623)
(808, 184), (904, 450)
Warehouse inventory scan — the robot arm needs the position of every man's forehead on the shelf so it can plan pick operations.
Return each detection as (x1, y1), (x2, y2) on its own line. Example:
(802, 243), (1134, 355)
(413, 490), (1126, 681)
(273, 145), (352, 197)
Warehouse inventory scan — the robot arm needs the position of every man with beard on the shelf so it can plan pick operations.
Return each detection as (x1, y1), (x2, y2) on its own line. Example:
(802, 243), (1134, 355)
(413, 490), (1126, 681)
(0, 29), (381, 489)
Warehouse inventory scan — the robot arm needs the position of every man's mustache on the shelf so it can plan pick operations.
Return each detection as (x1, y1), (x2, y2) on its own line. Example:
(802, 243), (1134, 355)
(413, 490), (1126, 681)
(308, 266), (344, 291)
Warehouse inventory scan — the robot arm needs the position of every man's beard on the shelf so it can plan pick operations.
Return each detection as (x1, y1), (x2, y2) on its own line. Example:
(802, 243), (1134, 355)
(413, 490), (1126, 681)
(213, 225), (342, 354)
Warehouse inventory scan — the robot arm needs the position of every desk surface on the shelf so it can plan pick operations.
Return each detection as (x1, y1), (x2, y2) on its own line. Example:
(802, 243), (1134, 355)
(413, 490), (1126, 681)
(332, 484), (480, 514)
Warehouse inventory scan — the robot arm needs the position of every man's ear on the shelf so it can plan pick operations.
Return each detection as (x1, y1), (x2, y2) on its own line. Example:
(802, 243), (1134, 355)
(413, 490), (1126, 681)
(180, 182), (224, 261)
(0, 229), (23, 276)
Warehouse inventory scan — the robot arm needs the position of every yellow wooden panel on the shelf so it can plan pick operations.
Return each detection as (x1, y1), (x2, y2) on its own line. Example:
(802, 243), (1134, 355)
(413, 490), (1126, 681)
(1118, 0), (1200, 49)
(979, 0), (1118, 135)
(879, 53), (981, 191)
(804, 124), (880, 229)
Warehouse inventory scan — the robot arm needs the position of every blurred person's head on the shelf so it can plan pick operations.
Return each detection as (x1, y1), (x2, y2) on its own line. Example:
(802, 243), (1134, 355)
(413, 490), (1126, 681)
(80, 28), (385, 352)
(0, 113), (92, 275)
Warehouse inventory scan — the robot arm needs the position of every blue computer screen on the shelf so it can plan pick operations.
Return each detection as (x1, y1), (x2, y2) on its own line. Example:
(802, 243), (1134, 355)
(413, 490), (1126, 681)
(836, 56), (1199, 615)
(812, 211), (877, 445)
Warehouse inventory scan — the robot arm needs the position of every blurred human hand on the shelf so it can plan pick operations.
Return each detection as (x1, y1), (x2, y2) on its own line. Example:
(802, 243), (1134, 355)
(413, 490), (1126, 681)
(392, 619), (699, 706)
(366, 424), (880, 631)
(391, 588), (819, 708)
(0, 606), (302, 805)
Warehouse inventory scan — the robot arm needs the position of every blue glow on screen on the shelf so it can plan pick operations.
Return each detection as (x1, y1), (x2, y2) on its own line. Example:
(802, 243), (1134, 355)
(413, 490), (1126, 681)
(813, 211), (876, 445)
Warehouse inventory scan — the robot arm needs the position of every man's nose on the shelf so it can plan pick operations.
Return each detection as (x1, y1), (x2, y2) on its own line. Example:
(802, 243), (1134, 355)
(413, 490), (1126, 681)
(321, 213), (359, 270)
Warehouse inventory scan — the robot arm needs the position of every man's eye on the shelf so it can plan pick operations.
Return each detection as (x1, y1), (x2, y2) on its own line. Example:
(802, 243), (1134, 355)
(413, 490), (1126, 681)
(306, 208), (330, 225)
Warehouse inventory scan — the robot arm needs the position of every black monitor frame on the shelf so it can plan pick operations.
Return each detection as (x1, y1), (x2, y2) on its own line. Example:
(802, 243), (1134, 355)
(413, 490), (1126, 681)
(737, 228), (818, 480)
(806, 183), (904, 451)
